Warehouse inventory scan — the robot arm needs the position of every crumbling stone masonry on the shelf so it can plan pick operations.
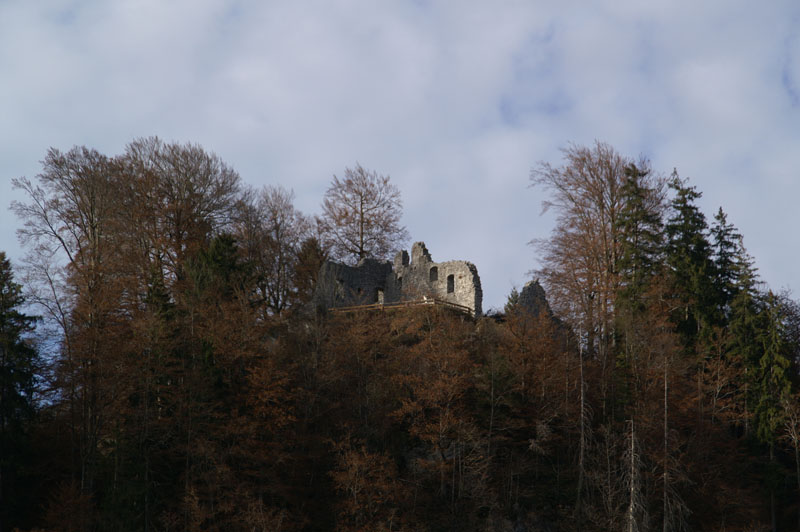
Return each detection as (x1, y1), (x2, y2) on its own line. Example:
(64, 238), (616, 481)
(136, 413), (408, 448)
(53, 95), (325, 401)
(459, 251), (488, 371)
(314, 242), (483, 316)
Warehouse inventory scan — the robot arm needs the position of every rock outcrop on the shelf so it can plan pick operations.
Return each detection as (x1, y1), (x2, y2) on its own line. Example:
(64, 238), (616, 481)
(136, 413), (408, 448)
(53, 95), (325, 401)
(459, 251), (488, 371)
(517, 280), (552, 318)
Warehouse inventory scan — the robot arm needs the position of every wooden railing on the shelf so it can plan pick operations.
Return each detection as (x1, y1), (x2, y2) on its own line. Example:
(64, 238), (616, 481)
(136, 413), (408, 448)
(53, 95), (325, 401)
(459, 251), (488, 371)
(329, 297), (473, 316)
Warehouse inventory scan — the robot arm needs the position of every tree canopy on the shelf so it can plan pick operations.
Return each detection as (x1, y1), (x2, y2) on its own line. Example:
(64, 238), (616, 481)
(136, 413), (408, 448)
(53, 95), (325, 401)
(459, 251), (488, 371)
(320, 163), (409, 264)
(3, 139), (799, 532)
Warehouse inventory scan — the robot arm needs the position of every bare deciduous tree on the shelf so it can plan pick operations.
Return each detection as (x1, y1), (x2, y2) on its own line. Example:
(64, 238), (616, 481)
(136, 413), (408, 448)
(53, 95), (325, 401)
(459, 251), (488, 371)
(320, 164), (409, 264)
(235, 185), (309, 316)
(12, 146), (125, 504)
(120, 136), (241, 285)
(531, 142), (634, 360)
(782, 393), (800, 531)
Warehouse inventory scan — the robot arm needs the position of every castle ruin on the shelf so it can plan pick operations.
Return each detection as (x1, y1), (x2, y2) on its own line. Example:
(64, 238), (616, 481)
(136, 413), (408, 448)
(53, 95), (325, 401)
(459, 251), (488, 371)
(314, 242), (483, 316)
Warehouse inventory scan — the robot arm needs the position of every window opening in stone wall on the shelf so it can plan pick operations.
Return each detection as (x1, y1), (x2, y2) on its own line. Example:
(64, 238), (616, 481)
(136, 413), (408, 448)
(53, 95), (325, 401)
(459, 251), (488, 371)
(447, 274), (454, 294)
(429, 266), (438, 282)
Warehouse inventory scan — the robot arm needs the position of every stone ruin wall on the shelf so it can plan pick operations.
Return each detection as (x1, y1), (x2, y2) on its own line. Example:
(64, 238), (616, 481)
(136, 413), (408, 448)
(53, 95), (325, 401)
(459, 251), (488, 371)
(314, 241), (483, 316)
(393, 242), (482, 315)
(314, 258), (395, 309)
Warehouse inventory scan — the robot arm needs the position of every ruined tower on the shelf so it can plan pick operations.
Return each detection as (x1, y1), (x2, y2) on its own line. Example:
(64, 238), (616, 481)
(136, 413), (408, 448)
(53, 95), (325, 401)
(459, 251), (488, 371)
(314, 241), (483, 316)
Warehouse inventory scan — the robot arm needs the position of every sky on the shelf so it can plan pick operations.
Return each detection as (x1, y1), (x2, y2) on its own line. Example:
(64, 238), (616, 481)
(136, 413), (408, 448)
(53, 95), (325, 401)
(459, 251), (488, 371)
(2, 0), (800, 311)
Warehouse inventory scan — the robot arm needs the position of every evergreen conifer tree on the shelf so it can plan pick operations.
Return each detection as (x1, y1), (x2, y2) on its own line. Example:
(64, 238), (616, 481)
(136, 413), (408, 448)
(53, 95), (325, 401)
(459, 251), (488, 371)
(711, 208), (741, 317)
(753, 292), (793, 445)
(615, 164), (665, 314)
(664, 173), (717, 351)
(0, 252), (39, 529)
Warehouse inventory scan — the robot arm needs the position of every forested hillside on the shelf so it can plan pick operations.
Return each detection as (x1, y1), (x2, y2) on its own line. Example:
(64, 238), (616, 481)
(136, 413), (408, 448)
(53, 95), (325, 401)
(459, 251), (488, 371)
(2, 139), (799, 531)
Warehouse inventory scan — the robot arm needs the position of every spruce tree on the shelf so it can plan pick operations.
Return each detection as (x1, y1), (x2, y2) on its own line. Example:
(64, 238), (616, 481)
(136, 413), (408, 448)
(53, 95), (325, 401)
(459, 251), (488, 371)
(614, 163), (666, 393)
(504, 287), (520, 315)
(664, 172), (717, 351)
(753, 292), (794, 531)
(0, 252), (39, 530)
(753, 292), (793, 445)
(615, 163), (665, 314)
(710, 208), (753, 321)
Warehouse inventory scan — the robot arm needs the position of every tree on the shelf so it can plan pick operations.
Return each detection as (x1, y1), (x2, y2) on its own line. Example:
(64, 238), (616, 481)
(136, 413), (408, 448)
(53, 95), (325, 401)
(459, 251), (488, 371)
(235, 185), (309, 316)
(781, 391), (800, 531)
(320, 164), (409, 264)
(330, 439), (403, 531)
(294, 234), (328, 305)
(504, 286), (520, 315)
(531, 142), (653, 361)
(13, 140), (245, 529)
(710, 208), (743, 316)
(752, 293), (793, 446)
(664, 173), (717, 350)
(615, 163), (665, 316)
(614, 163), (667, 382)
(530, 143), (667, 445)
(0, 252), (39, 530)
(120, 136), (241, 287)
(12, 146), (125, 514)
(117, 139), (243, 530)
(751, 292), (794, 531)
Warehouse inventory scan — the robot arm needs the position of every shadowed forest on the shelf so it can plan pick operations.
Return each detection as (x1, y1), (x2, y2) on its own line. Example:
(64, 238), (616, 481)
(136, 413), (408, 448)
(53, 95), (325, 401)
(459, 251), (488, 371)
(2, 139), (799, 531)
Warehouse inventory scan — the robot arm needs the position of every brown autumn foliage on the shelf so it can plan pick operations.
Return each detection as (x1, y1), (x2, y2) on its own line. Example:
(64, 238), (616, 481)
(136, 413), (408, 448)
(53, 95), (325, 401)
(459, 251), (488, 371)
(330, 438), (406, 532)
(5, 139), (799, 531)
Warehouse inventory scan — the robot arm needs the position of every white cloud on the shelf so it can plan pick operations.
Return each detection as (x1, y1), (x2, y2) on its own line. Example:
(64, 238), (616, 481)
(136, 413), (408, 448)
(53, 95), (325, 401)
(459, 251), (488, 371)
(3, 0), (800, 308)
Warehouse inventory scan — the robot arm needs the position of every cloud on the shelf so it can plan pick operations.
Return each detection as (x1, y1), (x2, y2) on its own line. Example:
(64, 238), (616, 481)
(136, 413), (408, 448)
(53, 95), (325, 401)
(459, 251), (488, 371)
(2, 1), (800, 308)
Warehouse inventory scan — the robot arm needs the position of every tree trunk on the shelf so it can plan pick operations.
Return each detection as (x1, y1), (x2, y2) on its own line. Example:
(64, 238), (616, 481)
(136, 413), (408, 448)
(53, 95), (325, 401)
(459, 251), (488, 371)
(770, 442), (776, 532)
(575, 348), (585, 530)
(795, 442), (800, 532)
(664, 362), (669, 532)
(628, 420), (636, 532)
